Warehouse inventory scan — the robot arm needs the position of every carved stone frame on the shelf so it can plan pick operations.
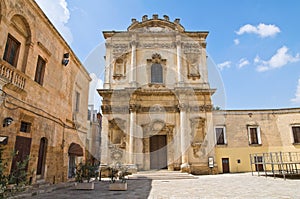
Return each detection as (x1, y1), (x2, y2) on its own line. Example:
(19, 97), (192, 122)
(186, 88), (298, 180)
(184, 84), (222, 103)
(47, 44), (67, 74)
(190, 117), (206, 158)
(141, 120), (175, 170)
(113, 54), (127, 80)
(108, 118), (127, 149)
(147, 53), (167, 87)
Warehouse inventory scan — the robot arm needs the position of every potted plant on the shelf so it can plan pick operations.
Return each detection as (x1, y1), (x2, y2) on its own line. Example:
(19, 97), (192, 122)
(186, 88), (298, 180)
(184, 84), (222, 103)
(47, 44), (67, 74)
(108, 162), (128, 191)
(75, 162), (98, 190)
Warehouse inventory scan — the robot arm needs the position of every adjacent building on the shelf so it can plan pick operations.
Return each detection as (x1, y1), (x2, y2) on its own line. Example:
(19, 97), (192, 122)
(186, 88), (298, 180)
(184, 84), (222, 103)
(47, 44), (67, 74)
(0, 0), (91, 184)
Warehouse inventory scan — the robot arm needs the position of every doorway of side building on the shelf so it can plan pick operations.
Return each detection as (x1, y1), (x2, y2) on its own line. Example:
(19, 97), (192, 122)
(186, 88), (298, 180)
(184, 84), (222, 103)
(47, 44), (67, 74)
(11, 136), (32, 180)
(150, 135), (167, 169)
(68, 143), (83, 178)
(254, 156), (264, 172)
(222, 158), (230, 173)
(36, 137), (48, 180)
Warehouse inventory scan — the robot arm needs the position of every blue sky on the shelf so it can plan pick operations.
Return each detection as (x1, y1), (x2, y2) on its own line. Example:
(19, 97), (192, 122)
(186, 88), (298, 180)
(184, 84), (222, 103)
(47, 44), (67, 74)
(35, 0), (300, 110)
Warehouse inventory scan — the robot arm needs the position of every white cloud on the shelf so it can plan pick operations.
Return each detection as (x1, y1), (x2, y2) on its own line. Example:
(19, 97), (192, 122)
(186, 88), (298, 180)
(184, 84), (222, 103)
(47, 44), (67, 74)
(35, 0), (73, 44)
(238, 58), (250, 68)
(255, 46), (300, 72)
(234, 39), (240, 45)
(291, 78), (300, 104)
(236, 23), (280, 38)
(217, 61), (231, 70)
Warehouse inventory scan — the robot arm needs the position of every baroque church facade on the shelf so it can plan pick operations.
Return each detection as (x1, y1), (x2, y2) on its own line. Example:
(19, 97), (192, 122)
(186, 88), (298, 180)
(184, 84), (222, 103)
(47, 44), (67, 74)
(98, 15), (217, 174)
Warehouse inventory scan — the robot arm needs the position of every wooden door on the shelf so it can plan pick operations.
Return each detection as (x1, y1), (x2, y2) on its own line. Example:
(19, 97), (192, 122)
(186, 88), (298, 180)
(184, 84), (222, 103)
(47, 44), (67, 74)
(11, 136), (32, 176)
(150, 135), (167, 169)
(37, 138), (47, 178)
(222, 158), (230, 173)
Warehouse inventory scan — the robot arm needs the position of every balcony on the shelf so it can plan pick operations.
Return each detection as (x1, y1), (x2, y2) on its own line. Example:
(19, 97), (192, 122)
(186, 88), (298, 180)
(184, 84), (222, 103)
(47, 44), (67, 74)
(0, 59), (26, 90)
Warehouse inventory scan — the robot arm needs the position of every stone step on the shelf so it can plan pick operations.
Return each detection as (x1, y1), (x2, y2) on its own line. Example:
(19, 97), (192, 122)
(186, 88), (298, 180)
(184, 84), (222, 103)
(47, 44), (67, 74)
(128, 170), (197, 180)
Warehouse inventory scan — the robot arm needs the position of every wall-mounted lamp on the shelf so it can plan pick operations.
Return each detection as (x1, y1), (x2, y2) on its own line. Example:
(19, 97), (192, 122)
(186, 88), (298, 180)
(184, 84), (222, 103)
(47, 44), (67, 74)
(0, 136), (8, 145)
(62, 53), (70, 66)
(3, 117), (13, 127)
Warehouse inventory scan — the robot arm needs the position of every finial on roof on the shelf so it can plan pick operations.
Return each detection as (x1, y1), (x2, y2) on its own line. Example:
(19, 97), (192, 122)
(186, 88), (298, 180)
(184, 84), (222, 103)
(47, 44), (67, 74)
(163, 15), (169, 21)
(174, 18), (180, 24)
(142, 15), (148, 21)
(131, 18), (137, 24)
(152, 14), (158, 20)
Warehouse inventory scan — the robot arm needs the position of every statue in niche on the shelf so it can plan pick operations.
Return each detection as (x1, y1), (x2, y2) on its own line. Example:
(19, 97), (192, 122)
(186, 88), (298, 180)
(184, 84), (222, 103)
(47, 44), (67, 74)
(109, 119), (127, 148)
(113, 56), (127, 80)
(186, 54), (200, 80)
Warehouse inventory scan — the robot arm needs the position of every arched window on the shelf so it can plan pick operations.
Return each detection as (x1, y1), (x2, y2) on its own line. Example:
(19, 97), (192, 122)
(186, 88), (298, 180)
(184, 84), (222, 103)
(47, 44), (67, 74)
(151, 63), (163, 83)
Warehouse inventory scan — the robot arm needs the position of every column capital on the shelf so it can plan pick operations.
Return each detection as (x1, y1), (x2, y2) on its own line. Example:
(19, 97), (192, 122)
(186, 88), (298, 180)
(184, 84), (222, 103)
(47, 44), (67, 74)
(129, 104), (140, 112)
(178, 103), (188, 112)
(130, 40), (138, 47)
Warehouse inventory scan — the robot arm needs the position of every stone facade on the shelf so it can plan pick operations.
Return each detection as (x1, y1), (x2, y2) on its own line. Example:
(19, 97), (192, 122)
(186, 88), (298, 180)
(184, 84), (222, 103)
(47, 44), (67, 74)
(98, 15), (217, 174)
(0, 0), (90, 184)
(213, 108), (300, 173)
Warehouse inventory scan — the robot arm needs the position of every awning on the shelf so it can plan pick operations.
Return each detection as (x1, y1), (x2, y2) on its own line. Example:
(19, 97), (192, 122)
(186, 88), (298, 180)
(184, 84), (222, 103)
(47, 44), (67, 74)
(68, 143), (83, 156)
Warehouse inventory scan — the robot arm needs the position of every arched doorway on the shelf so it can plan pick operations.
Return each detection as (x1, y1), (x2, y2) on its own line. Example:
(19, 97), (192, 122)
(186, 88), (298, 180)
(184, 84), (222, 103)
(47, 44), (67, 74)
(36, 137), (48, 179)
(68, 143), (83, 178)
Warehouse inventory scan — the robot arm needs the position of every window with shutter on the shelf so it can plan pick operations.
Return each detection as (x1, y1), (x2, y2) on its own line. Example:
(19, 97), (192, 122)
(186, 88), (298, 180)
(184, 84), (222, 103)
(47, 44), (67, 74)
(3, 34), (20, 67)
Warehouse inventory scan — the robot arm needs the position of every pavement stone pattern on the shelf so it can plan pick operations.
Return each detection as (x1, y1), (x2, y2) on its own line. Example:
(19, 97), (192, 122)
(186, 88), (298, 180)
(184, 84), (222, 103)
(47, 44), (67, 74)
(14, 171), (300, 199)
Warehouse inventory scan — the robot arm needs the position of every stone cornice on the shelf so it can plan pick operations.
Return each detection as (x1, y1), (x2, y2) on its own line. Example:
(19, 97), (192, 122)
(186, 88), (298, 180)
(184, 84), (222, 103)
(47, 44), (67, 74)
(101, 104), (212, 114)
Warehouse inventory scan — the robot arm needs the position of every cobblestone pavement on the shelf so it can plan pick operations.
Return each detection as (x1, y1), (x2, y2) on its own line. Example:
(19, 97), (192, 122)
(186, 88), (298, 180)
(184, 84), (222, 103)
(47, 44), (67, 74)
(23, 172), (300, 199)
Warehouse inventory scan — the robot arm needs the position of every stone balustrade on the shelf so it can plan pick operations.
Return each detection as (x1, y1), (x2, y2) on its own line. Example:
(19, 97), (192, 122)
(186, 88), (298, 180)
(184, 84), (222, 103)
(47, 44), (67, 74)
(0, 59), (26, 90)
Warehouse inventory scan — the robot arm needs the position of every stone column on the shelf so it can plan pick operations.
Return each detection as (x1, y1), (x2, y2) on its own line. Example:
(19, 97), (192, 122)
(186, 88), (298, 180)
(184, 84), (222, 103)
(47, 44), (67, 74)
(176, 34), (183, 85)
(129, 105), (137, 164)
(179, 103), (190, 172)
(130, 35), (137, 87)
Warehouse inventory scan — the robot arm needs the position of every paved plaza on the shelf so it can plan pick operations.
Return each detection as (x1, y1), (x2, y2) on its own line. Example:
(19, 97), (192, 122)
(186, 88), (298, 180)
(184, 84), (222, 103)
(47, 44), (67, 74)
(15, 171), (300, 199)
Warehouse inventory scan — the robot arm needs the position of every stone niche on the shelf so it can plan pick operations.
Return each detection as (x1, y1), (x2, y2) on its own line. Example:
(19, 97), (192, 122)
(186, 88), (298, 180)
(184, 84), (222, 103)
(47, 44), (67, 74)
(190, 117), (206, 158)
(108, 118), (127, 149)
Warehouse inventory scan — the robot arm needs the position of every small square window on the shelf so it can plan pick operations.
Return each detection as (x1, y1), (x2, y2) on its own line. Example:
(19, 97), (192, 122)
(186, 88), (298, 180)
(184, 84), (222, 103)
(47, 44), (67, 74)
(20, 121), (31, 133)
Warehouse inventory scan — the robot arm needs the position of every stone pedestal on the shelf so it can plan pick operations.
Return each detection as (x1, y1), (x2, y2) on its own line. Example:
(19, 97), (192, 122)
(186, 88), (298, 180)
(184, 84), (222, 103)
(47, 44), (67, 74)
(180, 163), (191, 173)
(75, 182), (94, 190)
(109, 182), (127, 191)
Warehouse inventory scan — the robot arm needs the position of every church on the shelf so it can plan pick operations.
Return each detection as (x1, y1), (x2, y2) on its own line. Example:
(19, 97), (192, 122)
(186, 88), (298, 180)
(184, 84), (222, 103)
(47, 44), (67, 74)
(98, 14), (300, 175)
(99, 14), (221, 174)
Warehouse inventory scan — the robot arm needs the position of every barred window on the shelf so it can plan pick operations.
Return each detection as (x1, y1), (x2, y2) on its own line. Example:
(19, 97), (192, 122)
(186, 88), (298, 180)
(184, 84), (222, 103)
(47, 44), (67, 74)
(20, 121), (31, 133)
